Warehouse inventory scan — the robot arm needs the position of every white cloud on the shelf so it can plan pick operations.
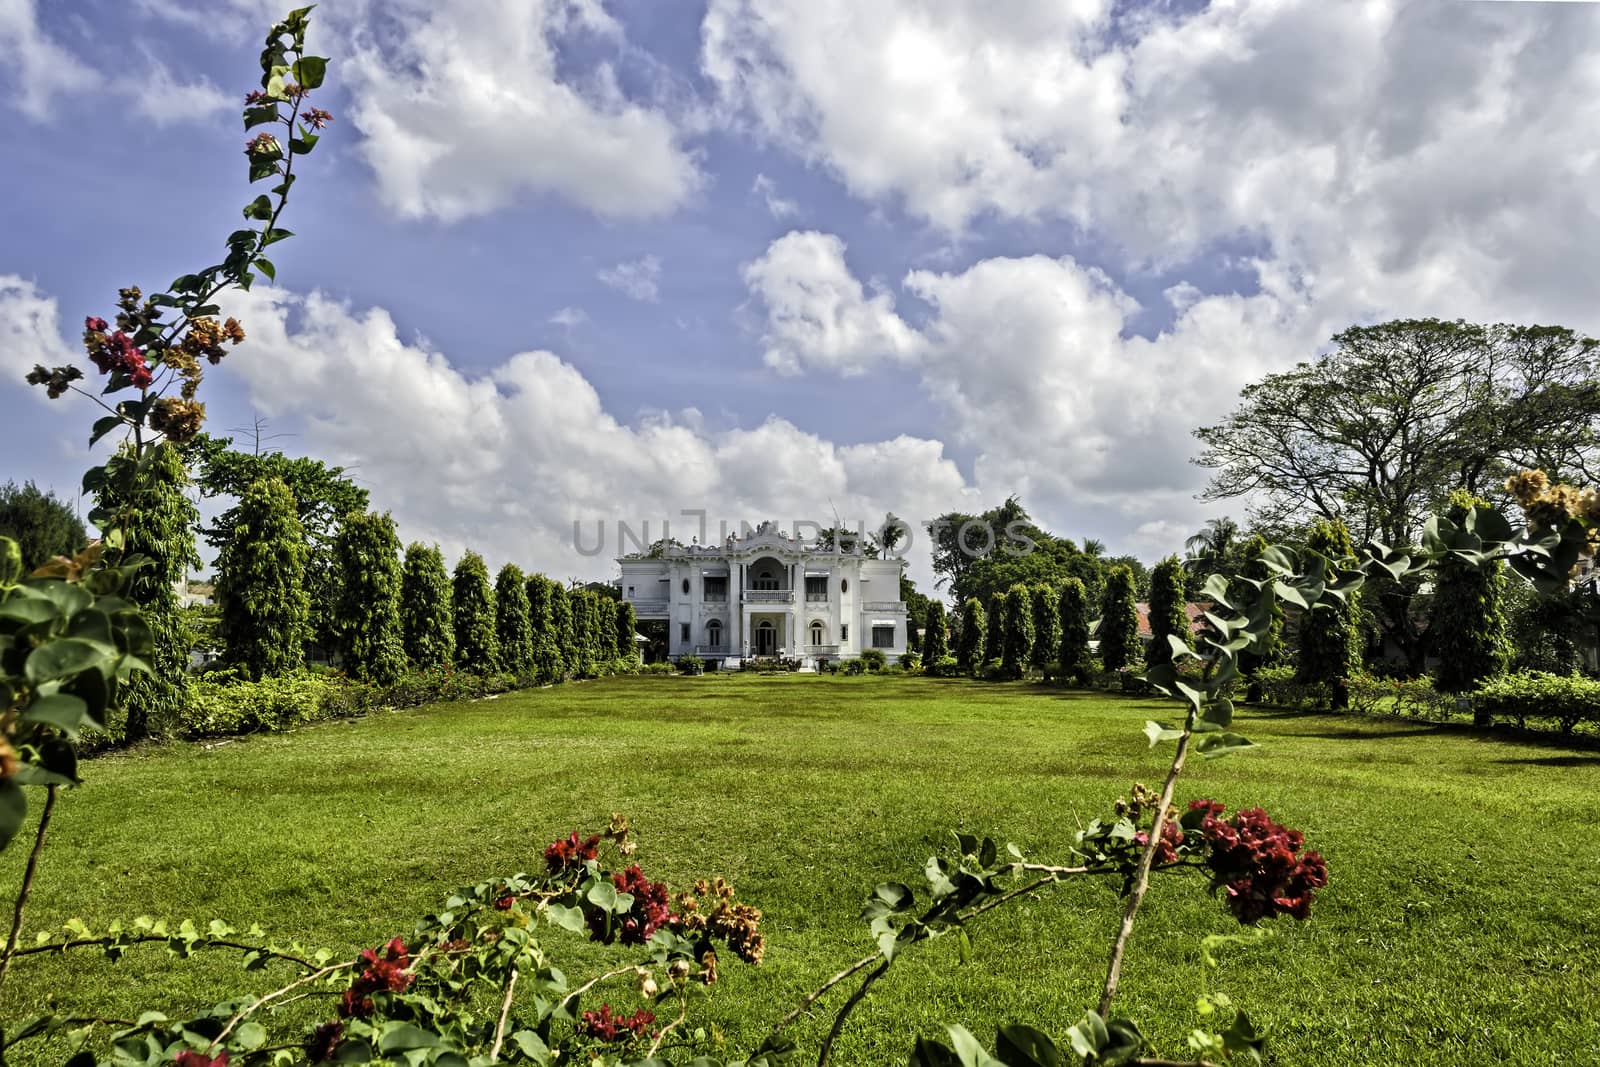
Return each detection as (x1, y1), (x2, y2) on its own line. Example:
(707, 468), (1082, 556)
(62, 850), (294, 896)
(345, 0), (701, 222)
(549, 306), (588, 328)
(119, 59), (231, 126)
(0, 0), (99, 120)
(741, 231), (923, 376)
(597, 256), (662, 302)
(751, 173), (798, 219)
(0, 275), (78, 407)
(192, 285), (981, 586)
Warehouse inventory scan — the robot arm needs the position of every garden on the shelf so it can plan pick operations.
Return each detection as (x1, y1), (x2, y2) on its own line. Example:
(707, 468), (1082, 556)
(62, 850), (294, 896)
(4, 8), (1600, 1067)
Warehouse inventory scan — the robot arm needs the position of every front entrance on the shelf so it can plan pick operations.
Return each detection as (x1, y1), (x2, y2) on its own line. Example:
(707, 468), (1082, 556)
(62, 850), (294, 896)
(755, 620), (777, 657)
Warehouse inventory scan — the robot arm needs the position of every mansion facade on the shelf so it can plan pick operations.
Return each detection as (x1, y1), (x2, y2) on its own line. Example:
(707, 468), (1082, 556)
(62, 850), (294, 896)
(619, 522), (909, 668)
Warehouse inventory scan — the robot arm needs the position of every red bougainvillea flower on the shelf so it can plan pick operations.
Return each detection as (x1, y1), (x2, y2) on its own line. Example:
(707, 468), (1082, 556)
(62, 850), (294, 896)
(306, 1021), (344, 1062)
(337, 937), (415, 1019)
(493, 894), (516, 910)
(610, 865), (676, 946)
(578, 1003), (655, 1042)
(1133, 819), (1186, 867)
(1188, 800), (1328, 924)
(176, 1051), (228, 1067)
(544, 831), (600, 873)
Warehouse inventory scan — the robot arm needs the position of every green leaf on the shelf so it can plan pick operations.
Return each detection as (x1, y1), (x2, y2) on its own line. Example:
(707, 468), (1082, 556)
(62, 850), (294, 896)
(511, 1030), (551, 1063)
(25, 638), (114, 685)
(544, 903), (585, 933)
(292, 55), (328, 89)
(1202, 697), (1234, 728)
(262, 228), (294, 246)
(1100, 1019), (1145, 1066)
(874, 882), (914, 911)
(0, 780), (26, 852)
(234, 1022), (268, 1051)
(0, 596), (59, 626)
(1194, 732), (1256, 759)
(994, 1024), (1064, 1067)
(27, 581), (92, 617)
(377, 1023), (443, 1052)
(254, 257), (276, 281)
(1142, 720), (1185, 747)
(90, 415), (125, 447)
(909, 1037), (963, 1067)
(21, 694), (91, 738)
(947, 1024), (1005, 1067)
(1221, 1010), (1266, 1063)
(586, 880), (618, 911)
(290, 134), (319, 155)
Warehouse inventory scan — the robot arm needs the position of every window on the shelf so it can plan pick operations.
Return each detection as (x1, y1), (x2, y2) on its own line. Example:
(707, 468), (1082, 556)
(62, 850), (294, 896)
(753, 568), (779, 591)
(872, 625), (895, 649)
(682, 578), (691, 595)
(805, 576), (828, 601)
(841, 623), (849, 642)
(626, 586), (634, 598)
(703, 576), (727, 602)
(706, 620), (723, 649)
(680, 622), (690, 642)
(840, 578), (849, 593)
(810, 621), (825, 646)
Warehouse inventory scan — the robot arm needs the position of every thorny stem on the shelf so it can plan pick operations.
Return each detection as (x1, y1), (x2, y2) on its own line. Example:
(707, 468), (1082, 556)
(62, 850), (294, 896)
(6, 935), (318, 970)
(815, 960), (890, 1067)
(645, 990), (689, 1060)
(210, 961), (351, 1051)
(0, 785), (58, 993)
(488, 967), (518, 1061)
(0, 1015), (138, 1050)
(557, 964), (637, 1017)
(1098, 713), (1195, 1018)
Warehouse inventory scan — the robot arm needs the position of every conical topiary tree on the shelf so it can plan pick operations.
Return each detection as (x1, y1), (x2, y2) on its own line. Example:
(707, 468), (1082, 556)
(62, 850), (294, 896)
(1058, 577), (1093, 684)
(549, 581), (575, 679)
(594, 595), (619, 669)
(1430, 490), (1512, 720)
(1030, 584), (1059, 671)
(957, 597), (986, 673)
(527, 573), (565, 682)
(452, 550), (500, 674)
(921, 601), (949, 672)
(495, 563), (534, 677)
(985, 590), (1007, 670)
(616, 599), (639, 668)
(1002, 582), (1035, 679)
(217, 476), (310, 681)
(1297, 518), (1362, 708)
(570, 591), (595, 677)
(400, 542), (454, 669)
(1098, 565), (1140, 672)
(1145, 555), (1191, 668)
(330, 510), (406, 684)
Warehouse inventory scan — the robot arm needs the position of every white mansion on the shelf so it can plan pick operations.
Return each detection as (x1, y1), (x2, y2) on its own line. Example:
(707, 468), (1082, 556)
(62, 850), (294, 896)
(618, 522), (909, 668)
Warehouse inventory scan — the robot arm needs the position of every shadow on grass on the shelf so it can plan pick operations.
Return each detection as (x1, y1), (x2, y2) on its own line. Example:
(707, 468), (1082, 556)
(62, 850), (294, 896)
(1490, 753), (1600, 767)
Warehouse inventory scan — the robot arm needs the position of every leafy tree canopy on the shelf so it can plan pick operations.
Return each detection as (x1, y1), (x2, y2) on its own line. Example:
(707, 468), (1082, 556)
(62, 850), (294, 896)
(0, 481), (86, 572)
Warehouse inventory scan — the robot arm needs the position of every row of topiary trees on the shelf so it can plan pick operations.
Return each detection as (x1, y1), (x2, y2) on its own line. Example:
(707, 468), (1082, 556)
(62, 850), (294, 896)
(913, 509), (1511, 708)
(212, 475), (635, 687)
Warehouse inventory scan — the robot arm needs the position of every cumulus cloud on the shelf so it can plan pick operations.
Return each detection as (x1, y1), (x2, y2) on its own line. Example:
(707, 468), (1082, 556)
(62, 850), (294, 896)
(345, 0), (701, 222)
(119, 59), (231, 126)
(597, 256), (662, 302)
(0, 275), (79, 407)
(549, 306), (588, 328)
(742, 231), (923, 376)
(0, 0), (99, 120)
(199, 285), (980, 584)
(751, 173), (798, 219)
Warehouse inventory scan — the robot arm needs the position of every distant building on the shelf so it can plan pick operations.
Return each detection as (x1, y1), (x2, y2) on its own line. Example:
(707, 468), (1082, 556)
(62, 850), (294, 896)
(618, 521), (908, 669)
(175, 580), (215, 609)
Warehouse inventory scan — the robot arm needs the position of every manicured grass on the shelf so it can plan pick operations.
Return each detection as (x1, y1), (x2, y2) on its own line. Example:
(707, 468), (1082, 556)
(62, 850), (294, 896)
(4, 674), (1599, 1065)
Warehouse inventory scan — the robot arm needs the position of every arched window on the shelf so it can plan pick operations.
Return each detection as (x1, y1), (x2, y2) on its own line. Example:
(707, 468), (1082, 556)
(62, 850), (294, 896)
(840, 578), (849, 593)
(810, 621), (825, 646)
(754, 568), (778, 591)
(682, 578), (690, 595)
(706, 619), (723, 649)
(755, 619), (777, 656)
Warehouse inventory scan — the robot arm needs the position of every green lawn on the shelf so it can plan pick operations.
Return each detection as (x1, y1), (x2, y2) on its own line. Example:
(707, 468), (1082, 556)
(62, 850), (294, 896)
(4, 675), (1599, 1065)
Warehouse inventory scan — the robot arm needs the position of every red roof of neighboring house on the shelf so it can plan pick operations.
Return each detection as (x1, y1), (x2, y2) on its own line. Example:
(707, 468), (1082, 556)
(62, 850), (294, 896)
(1134, 601), (1211, 639)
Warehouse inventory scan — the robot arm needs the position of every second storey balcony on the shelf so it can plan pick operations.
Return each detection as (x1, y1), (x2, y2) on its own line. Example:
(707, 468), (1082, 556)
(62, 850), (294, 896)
(743, 589), (794, 603)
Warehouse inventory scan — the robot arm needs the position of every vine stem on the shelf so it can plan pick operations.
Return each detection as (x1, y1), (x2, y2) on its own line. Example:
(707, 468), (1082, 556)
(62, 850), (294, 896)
(815, 959), (889, 1067)
(0, 784), (58, 992)
(1098, 715), (1195, 1018)
(210, 961), (351, 1050)
(488, 966), (518, 1061)
(557, 964), (637, 1017)
(645, 990), (688, 1060)
(7, 936), (318, 969)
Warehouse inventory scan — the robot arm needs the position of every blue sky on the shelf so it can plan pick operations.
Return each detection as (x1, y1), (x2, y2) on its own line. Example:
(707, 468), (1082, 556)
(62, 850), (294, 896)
(4, 0), (1599, 590)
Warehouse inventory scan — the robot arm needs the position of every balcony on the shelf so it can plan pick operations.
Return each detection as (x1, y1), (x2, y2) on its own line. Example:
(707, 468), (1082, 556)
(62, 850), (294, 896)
(804, 592), (830, 603)
(743, 589), (794, 603)
(702, 593), (728, 603)
(861, 600), (906, 612)
(627, 598), (670, 616)
(804, 644), (840, 656)
(695, 645), (730, 656)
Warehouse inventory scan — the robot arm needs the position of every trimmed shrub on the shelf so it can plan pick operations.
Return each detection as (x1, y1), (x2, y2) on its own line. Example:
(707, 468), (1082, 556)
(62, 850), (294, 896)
(184, 670), (341, 737)
(957, 597), (986, 672)
(495, 563), (535, 677)
(985, 591), (1007, 670)
(676, 654), (704, 675)
(1348, 673), (1455, 720)
(1474, 671), (1600, 732)
(922, 601), (949, 668)
(1098, 565), (1140, 672)
(1029, 585), (1058, 672)
(331, 510), (406, 685)
(1255, 665), (1325, 709)
(1002, 583), (1035, 679)
(1430, 491), (1513, 717)
(843, 659), (866, 676)
(1058, 578), (1093, 685)
(859, 648), (887, 671)
(931, 655), (959, 677)
(1146, 555), (1190, 668)
(1297, 519), (1362, 705)
(899, 651), (922, 672)
(216, 476), (310, 681)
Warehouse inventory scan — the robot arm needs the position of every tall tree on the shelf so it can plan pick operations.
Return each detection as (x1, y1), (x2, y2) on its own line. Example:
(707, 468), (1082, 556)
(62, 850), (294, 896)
(0, 481), (86, 572)
(1029, 584), (1059, 671)
(331, 511), (406, 684)
(1296, 519), (1362, 708)
(527, 573), (565, 681)
(594, 594), (620, 665)
(1183, 516), (1241, 598)
(399, 542), (453, 668)
(452, 551), (499, 674)
(191, 433), (368, 652)
(985, 590), (1008, 668)
(216, 476), (309, 681)
(495, 563), (535, 677)
(1098, 565), (1141, 672)
(1146, 555), (1191, 668)
(921, 600), (949, 669)
(1429, 491), (1513, 716)
(1194, 319), (1600, 547)
(1002, 583), (1035, 679)
(956, 597), (986, 672)
(570, 591), (597, 677)
(1058, 578), (1093, 684)
(96, 444), (200, 739)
